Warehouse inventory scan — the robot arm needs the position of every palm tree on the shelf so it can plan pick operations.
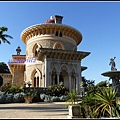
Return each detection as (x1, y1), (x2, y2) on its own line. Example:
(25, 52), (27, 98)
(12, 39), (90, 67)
(93, 87), (118, 117)
(0, 26), (13, 44)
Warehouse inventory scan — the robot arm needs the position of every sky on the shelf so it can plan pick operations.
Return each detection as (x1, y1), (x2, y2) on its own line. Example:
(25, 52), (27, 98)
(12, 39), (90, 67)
(0, 1), (120, 85)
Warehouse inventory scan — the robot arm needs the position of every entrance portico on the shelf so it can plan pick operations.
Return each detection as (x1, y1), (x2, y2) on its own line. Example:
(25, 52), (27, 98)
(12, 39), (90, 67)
(36, 48), (90, 93)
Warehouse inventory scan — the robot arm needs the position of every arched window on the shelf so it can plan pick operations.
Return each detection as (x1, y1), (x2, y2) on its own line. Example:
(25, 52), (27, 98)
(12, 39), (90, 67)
(55, 31), (58, 36)
(53, 42), (65, 50)
(60, 32), (62, 37)
(34, 71), (39, 87)
(35, 50), (38, 57)
(32, 43), (42, 57)
(56, 43), (62, 49)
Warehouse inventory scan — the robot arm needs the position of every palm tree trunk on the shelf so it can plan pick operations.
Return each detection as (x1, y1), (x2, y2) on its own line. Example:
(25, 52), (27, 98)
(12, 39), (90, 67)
(109, 105), (112, 117)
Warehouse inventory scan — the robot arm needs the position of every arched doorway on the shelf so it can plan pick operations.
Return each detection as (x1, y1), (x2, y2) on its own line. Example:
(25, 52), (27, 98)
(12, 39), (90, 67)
(60, 65), (69, 89)
(32, 69), (41, 87)
(54, 74), (64, 85)
(51, 65), (69, 90)
(51, 68), (57, 85)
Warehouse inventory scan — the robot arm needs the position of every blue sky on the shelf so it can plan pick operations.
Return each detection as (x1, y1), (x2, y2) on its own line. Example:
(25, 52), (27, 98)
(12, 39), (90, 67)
(0, 1), (120, 85)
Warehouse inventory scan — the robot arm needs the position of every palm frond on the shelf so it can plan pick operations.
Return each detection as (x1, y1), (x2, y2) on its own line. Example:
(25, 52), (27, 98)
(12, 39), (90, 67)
(2, 34), (13, 39)
(0, 26), (13, 45)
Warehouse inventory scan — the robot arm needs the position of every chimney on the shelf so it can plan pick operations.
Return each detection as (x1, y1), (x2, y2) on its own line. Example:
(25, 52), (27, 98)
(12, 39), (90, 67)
(54, 15), (63, 24)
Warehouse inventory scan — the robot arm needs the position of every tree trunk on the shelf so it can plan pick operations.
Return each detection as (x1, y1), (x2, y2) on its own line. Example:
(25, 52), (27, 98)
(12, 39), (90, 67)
(109, 105), (112, 117)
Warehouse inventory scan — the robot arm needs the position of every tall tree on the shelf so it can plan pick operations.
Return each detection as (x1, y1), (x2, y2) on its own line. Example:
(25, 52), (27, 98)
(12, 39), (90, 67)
(0, 26), (13, 44)
(0, 62), (10, 73)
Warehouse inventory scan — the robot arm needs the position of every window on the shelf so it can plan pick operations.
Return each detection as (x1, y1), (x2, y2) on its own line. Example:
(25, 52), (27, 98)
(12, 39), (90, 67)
(55, 31), (58, 36)
(34, 71), (39, 87)
(56, 44), (62, 49)
(53, 42), (65, 50)
(60, 32), (62, 37)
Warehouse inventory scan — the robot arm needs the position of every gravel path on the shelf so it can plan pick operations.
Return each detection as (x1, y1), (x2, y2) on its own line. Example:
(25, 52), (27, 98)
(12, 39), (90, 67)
(0, 102), (68, 119)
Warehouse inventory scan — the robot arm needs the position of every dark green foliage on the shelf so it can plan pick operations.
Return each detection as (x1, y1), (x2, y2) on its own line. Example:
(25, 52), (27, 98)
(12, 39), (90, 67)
(64, 90), (79, 108)
(78, 92), (101, 118)
(7, 85), (24, 94)
(13, 92), (25, 103)
(0, 76), (3, 86)
(0, 83), (24, 94)
(39, 93), (69, 102)
(82, 93), (95, 106)
(82, 77), (95, 88)
(32, 93), (40, 103)
(5, 93), (14, 103)
(67, 90), (78, 104)
(85, 86), (96, 95)
(0, 91), (25, 103)
(0, 83), (11, 93)
(24, 90), (37, 97)
(0, 83), (68, 103)
(93, 87), (118, 117)
(0, 26), (13, 44)
(79, 87), (119, 118)
(96, 80), (108, 87)
(51, 96), (60, 102)
(0, 62), (10, 73)
(110, 102), (120, 117)
(24, 87), (47, 103)
(45, 84), (68, 97)
(0, 91), (6, 103)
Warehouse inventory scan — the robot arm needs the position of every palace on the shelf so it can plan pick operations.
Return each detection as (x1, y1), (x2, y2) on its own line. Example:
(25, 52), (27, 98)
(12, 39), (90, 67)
(2, 15), (90, 93)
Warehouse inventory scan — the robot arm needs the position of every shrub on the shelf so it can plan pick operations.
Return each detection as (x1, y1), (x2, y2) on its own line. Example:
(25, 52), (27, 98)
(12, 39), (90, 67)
(0, 83), (24, 95)
(5, 93), (14, 103)
(59, 95), (69, 102)
(40, 93), (46, 101)
(0, 83), (11, 93)
(44, 95), (52, 102)
(13, 92), (25, 103)
(45, 83), (68, 97)
(51, 96), (60, 102)
(0, 91), (6, 103)
(7, 85), (24, 94)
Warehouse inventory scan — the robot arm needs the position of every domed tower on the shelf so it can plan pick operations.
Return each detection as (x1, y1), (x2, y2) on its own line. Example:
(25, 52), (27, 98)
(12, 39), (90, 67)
(20, 15), (90, 93)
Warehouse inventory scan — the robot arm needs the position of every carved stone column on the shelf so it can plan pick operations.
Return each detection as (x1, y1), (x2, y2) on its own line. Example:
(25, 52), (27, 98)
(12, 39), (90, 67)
(49, 72), (51, 86)
(75, 76), (78, 92)
(44, 56), (47, 87)
(68, 73), (72, 92)
(57, 72), (60, 85)
(53, 75), (56, 85)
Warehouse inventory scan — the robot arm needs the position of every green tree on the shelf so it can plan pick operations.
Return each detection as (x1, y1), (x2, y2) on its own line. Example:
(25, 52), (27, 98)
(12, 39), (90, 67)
(82, 77), (95, 88)
(96, 80), (108, 87)
(0, 62), (10, 73)
(0, 26), (13, 44)
(79, 93), (99, 118)
(93, 87), (118, 117)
